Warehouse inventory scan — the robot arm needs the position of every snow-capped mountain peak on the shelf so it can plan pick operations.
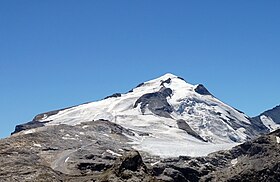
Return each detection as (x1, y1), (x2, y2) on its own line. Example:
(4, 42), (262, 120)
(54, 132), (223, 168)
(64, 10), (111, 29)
(148, 72), (178, 81)
(13, 74), (260, 157)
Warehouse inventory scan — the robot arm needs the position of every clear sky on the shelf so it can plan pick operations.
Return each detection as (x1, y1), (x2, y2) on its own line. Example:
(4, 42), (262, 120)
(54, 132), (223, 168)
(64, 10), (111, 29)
(0, 0), (280, 138)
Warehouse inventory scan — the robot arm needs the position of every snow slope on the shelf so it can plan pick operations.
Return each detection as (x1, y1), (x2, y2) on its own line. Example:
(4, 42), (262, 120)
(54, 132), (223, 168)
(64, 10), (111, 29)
(31, 73), (255, 157)
(260, 115), (280, 132)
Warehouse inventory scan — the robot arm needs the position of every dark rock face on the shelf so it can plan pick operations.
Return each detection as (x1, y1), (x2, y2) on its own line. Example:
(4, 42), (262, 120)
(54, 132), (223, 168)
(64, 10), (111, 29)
(161, 78), (171, 86)
(11, 120), (48, 135)
(134, 87), (173, 118)
(99, 151), (158, 182)
(33, 105), (80, 121)
(259, 105), (280, 124)
(12, 106), (73, 135)
(250, 105), (280, 134)
(104, 93), (122, 100)
(194, 84), (212, 96)
(177, 119), (206, 142)
(151, 158), (206, 182)
(177, 76), (185, 81)
(33, 110), (61, 121)
(162, 168), (188, 182)
(78, 162), (111, 172)
(249, 117), (270, 133)
(264, 105), (280, 123)
(118, 151), (145, 172)
(127, 82), (145, 93)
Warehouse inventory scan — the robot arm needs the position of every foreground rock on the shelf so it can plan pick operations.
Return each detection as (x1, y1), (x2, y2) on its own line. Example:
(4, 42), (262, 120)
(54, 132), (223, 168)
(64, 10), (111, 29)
(202, 129), (280, 181)
(1, 120), (280, 181)
(99, 150), (158, 182)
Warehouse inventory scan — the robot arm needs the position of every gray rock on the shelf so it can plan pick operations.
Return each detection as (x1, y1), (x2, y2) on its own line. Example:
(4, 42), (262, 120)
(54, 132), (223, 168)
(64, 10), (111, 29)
(194, 84), (212, 96)
(177, 119), (206, 142)
(134, 87), (173, 118)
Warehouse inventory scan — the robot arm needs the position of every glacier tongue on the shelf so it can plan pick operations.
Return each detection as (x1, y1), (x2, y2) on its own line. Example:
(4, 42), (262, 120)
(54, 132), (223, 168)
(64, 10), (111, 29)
(24, 73), (255, 157)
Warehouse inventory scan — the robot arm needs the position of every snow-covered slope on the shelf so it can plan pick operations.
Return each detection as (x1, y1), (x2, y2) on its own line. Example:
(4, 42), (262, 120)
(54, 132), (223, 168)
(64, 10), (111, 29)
(252, 105), (280, 132)
(14, 73), (259, 157)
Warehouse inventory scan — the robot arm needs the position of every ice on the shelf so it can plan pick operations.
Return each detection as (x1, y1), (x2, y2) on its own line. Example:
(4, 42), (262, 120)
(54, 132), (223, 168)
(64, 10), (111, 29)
(276, 136), (280, 144)
(260, 115), (280, 132)
(231, 158), (238, 166)
(106, 149), (122, 157)
(24, 129), (36, 134)
(151, 161), (161, 166)
(133, 137), (239, 157)
(33, 143), (42, 147)
(62, 134), (76, 140)
(65, 157), (70, 163)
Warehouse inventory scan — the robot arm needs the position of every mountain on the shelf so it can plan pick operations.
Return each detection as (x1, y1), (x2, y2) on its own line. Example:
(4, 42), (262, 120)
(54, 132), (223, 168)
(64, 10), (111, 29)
(251, 105), (280, 132)
(2, 73), (280, 181)
(12, 73), (267, 157)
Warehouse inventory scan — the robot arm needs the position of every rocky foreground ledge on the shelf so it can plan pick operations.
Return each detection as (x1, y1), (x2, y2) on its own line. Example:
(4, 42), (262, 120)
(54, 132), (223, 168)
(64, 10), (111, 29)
(0, 120), (280, 182)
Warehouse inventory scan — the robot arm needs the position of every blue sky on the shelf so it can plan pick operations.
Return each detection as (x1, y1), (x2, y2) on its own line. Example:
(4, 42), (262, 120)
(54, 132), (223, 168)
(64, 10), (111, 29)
(0, 0), (280, 138)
